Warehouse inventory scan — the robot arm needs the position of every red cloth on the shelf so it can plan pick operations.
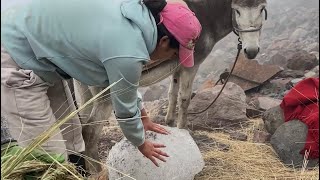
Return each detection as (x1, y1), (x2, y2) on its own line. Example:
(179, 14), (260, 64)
(280, 78), (319, 159)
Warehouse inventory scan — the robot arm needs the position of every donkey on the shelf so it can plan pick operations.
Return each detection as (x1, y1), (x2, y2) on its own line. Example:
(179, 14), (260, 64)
(74, 0), (267, 172)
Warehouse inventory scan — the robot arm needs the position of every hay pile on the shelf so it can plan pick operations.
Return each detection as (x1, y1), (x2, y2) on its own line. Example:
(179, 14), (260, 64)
(194, 119), (319, 180)
(1, 160), (82, 180)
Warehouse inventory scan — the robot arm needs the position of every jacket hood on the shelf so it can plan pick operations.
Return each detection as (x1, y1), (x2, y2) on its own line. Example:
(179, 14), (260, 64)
(120, 0), (158, 54)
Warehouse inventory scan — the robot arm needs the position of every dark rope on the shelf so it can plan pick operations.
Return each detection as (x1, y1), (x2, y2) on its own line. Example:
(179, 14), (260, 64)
(188, 38), (242, 115)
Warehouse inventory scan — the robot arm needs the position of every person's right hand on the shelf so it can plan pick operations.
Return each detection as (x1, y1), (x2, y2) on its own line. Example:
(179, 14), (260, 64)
(138, 140), (169, 167)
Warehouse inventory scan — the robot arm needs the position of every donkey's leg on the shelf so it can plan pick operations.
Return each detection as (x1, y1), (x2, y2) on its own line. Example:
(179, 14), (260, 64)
(73, 80), (93, 124)
(82, 86), (112, 173)
(177, 65), (199, 129)
(165, 70), (180, 126)
(73, 81), (108, 173)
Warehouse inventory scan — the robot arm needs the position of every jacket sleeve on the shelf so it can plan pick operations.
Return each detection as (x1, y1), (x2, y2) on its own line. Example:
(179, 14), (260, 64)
(137, 90), (144, 110)
(103, 58), (145, 146)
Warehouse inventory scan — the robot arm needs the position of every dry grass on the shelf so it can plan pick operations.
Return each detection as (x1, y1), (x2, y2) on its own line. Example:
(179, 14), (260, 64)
(3, 160), (81, 180)
(194, 119), (319, 180)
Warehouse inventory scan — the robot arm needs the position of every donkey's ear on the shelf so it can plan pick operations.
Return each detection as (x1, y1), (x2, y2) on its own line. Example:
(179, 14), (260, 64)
(263, 8), (267, 20)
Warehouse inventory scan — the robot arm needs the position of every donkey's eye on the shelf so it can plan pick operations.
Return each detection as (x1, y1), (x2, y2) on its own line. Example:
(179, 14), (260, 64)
(236, 9), (241, 16)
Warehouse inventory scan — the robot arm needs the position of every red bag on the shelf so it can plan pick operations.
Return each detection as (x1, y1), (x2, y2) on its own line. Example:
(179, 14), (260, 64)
(280, 78), (319, 159)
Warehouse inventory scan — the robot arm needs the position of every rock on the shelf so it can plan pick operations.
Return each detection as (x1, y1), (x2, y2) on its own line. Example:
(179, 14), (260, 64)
(289, 78), (304, 86)
(270, 78), (292, 89)
(286, 50), (318, 71)
(251, 96), (282, 111)
(197, 78), (216, 93)
(252, 130), (271, 143)
(268, 39), (291, 51)
(312, 65), (319, 74)
(107, 127), (205, 180)
(289, 28), (309, 41)
(277, 69), (305, 78)
(309, 51), (319, 61)
(246, 106), (263, 118)
(265, 52), (288, 68)
(262, 106), (285, 135)
(258, 79), (291, 98)
(216, 142), (230, 152)
(229, 131), (248, 141)
(143, 85), (168, 102)
(304, 42), (319, 52)
(304, 71), (317, 78)
(268, 78), (292, 95)
(270, 120), (319, 168)
(305, 66), (319, 78)
(188, 82), (248, 130)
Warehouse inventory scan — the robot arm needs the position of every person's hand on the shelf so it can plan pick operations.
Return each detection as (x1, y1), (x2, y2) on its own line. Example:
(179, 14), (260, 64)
(142, 116), (170, 135)
(141, 108), (170, 135)
(1, 142), (65, 163)
(138, 140), (169, 167)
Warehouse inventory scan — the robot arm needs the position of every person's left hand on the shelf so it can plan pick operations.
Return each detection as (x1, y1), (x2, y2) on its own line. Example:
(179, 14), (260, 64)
(142, 116), (169, 135)
(141, 109), (169, 135)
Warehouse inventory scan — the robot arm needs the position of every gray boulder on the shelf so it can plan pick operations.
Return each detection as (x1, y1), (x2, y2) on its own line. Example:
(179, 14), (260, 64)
(262, 105), (285, 135)
(251, 96), (282, 111)
(252, 130), (271, 143)
(107, 127), (205, 180)
(286, 50), (318, 71)
(277, 69), (305, 78)
(265, 52), (288, 68)
(188, 82), (248, 130)
(271, 120), (319, 168)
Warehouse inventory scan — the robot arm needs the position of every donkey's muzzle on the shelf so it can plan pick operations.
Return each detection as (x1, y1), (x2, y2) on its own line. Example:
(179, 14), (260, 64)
(244, 47), (260, 59)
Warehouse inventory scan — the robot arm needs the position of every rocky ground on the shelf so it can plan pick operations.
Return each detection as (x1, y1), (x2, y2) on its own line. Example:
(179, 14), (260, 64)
(97, 117), (318, 180)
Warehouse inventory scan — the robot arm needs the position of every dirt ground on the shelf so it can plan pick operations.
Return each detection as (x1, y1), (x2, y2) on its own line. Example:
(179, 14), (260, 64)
(97, 117), (319, 180)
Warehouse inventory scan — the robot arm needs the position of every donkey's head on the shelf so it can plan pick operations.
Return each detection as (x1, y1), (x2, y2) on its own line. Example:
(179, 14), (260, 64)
(232, 0), (267, 59)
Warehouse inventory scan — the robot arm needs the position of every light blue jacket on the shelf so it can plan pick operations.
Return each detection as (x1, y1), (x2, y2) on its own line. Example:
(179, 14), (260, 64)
(1, 0), (158, 146)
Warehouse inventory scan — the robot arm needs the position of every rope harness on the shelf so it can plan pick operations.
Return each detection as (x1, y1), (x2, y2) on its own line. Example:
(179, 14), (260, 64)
(188, 8), (267, 115)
